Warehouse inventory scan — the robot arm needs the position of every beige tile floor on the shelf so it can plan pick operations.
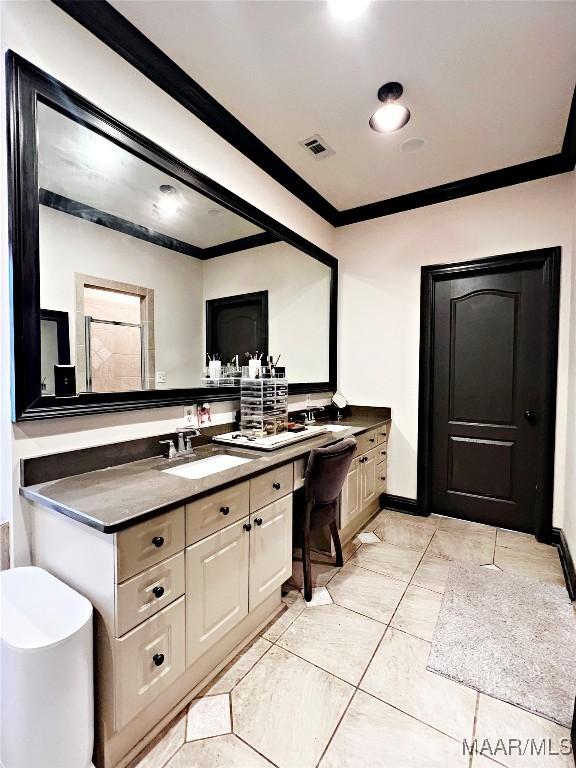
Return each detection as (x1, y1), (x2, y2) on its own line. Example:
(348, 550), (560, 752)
(129, 510), (573, 768)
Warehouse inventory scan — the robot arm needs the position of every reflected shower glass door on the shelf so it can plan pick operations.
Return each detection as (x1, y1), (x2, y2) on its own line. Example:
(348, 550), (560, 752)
(85, 317), (145, 392)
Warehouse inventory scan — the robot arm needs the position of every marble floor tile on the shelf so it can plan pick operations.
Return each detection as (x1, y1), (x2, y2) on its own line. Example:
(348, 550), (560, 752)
(128, 712), (186, 768)
(261, 591), (306, 642)
(164, 734), (274, 767)
(289, 559), (342, 590)
(341, 536), (362, 562)
(186, 694), (231, 742)
(327, 564), (407, 623)
(385, 509), (441, 528)
(277, 603), (385, 684)
(436, 516), (497, 539)
(199, 636), (271, 696)
(303, 586), (334, 606)
(360, 627), (476, 741)
(411, 554), (452, 594)
(475, 694), (574, 768)
(494, 546), (566, 587)
(429, 530), (495, 565)
(390, 584), (443, 641)
(357, 531), (381, 544)
(496, 528), (557, 556)
(232, 645), (353, 768)
(360, 509), (390, 532)
(349, 540), (422, 582)
(320, 690), (469, 768)
(375, 516), (435, 552)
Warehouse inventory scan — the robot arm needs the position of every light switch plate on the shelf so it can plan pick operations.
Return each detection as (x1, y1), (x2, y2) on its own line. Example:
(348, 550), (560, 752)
(156, 371), (166, 384)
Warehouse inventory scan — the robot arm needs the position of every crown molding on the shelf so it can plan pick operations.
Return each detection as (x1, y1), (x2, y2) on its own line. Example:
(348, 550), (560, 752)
(53, 0), (576, 228)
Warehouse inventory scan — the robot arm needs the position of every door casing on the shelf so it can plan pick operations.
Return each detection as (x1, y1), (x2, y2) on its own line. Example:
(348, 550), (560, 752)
(417, 247), (561, 542)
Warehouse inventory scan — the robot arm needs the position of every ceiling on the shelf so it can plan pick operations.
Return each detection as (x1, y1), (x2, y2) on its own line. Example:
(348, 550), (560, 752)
(110, 0), (576, 212)
(37, 101), (263, 248)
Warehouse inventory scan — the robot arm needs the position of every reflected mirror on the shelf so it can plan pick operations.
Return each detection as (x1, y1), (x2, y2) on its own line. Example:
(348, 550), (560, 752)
(36, 101), (331, 395)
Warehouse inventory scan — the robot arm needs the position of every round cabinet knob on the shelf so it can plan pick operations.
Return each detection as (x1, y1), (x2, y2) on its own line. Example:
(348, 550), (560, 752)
(243, 523), (252, 532)
(152, 536), (165, 548)
(220, 506), (230, 516)
(273, 482), (281, 490)
(152, 585), (165, 599)
(524, 410), (536, 422)
(369, 438), (375, 443)
(255, 518), (263, 526)
(381, 451), (387, 456)
(152, 653), (165, 667)
(381, 476), (386, 481)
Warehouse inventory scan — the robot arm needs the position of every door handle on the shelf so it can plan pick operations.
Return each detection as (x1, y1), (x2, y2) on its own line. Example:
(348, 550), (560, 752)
(524, 410), (536, 422)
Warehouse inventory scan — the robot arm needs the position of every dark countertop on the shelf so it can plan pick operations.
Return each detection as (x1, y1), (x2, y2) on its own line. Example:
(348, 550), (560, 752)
(21, 410), (390, 533)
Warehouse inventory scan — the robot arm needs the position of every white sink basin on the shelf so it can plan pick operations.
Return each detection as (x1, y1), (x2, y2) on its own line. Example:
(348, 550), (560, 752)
(324, 424), (355, 432)
(162, 454), (253, 480)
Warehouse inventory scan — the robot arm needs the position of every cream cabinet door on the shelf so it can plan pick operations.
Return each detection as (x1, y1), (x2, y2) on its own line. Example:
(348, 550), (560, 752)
(360, 448), (378, 506)
(249, 495), (292, 611)
(340, 457), (361, 529)
(185, 516), (249, 666)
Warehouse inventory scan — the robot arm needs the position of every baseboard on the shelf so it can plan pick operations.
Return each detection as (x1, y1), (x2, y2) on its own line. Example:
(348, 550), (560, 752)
(552, 527), (576, 601)
(379, 493), (423, 516)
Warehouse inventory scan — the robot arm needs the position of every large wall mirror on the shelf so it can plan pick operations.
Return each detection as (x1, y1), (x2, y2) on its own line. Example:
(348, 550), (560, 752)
(8, 53), (337, 420)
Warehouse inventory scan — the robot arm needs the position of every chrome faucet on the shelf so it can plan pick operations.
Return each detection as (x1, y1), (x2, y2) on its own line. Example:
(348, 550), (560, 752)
(301, 406), (325, 425)
(160, 428), (201, 459)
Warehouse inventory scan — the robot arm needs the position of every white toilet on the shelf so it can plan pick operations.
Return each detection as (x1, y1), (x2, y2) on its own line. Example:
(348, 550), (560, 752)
(0, 566), (94, 768)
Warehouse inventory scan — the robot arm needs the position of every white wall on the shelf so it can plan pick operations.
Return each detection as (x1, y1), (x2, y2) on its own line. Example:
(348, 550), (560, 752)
(1, 0), (334, 565)
(336, 173), (575, 530)
(202, 241), (331, 382)
(563, 174), (576, 556)
(40, 206), (205, 388)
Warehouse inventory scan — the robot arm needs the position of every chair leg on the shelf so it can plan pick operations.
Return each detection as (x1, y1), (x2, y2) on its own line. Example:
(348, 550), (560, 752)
(330, 520), (344, 567)
(302, 523), (312, 602)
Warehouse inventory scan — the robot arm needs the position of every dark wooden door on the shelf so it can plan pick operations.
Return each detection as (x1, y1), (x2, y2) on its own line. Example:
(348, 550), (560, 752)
(206, 291), (268, 363)
(420, 250), (560, 537)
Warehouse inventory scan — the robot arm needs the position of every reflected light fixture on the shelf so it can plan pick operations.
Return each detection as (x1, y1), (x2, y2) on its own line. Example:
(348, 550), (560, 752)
(328, 0), (370, 21)
(369, 82), (411, 133)
(157, 184), (181, 216)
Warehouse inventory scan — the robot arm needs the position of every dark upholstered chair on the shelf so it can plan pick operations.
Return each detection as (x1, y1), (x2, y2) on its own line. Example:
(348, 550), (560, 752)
(297, 437), (357, 601)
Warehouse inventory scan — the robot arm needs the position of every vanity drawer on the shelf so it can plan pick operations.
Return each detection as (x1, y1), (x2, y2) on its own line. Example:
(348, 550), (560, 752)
(115, 596), (185, 730)
(250, 464), (293, 512)
(185, 481), (249, 546)
(116, 507), (185, 582)
(376, 444), (388, 464)
(376, 423), (390, 445)
(116, 551), (185, 637)
(376, 460), (387, 493)
(293, 458), (307, 490)
(355, 429), (378, 457)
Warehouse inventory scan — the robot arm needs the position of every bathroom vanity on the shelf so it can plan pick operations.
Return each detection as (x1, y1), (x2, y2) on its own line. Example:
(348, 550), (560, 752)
(22, 409), (390, 768)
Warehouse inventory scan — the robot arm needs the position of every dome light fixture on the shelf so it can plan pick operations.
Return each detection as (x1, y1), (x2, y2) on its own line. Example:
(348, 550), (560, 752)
(328, 0), (370, 21)
(157, 184), (181, 216)
(369, 82), (411, 133)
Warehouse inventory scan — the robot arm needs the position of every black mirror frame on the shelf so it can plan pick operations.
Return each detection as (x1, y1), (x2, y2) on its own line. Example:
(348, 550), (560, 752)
(6, 52), (337, 421)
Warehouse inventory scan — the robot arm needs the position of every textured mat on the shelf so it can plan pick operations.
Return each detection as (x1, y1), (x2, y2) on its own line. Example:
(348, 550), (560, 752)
(427, 563), (576, 727)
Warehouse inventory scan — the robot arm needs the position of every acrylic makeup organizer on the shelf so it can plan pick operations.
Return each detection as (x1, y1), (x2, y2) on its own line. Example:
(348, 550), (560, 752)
(240, 367), (288, 438)
(201, 364), (242, 387)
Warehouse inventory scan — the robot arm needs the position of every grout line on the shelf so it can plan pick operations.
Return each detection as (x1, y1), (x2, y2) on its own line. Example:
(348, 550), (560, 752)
(469, 693), (480, 768)
(359, 688), (471, 747)
(234, 734), (279, 766)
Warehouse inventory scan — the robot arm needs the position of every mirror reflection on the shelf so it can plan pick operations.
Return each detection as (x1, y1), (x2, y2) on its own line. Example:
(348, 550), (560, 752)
(37, 102), (331, 395)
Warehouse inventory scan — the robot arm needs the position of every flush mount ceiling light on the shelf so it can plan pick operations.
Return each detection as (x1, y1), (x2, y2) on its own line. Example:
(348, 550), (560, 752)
(157, 184), (181, 216)
(328, 0), (370, 21)
(369, 82), (411, 133)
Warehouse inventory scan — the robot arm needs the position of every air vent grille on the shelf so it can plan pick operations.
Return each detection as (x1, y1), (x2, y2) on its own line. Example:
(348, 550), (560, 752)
(299, 134), (335, 160)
